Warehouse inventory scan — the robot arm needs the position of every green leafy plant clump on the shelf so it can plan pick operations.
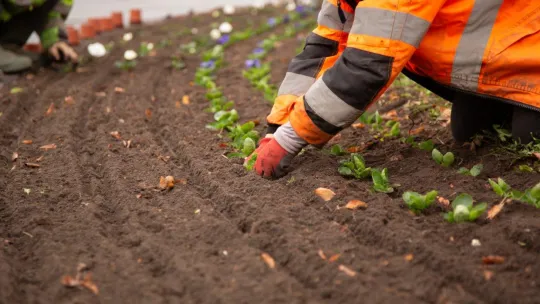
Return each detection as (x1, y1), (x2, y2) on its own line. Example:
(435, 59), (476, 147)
(402, 190), (438, 214)
(371, 168), (394, 193)
(457, 164), (483, 177)
(338, 153), (371, 179)
(401, 136), (435, 152)
(432, 148), (455, 167)
(329, 144), (347, 156)
(444, 193), (487, 223)
(489, 178), (540, 208)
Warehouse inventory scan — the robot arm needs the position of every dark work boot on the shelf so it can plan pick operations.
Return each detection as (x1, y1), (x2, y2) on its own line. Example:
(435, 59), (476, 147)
(0, 45), (32, 73)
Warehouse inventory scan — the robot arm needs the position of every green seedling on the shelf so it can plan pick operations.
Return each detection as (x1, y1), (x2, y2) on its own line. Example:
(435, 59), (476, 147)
(329, 144), (347, 156)
(206, 109), (239, 130)
(457, 164), (483, 177)
(114, 60), (137, 71)
(402, 190), (438, 214)
(244, 153), (257, 171)
(493, 125), (512, 142)
(171, 56), (186, 70)
(402, 136), (435, 152)
(432, 148), (455, 167)
(518, 164), (535, 173)
(338, 153), (371, 179)
(10, 87), (23, 94)
(489, 178), (540, 208)
(138, 42), (153, 57)
(384, 121), (401, 138)
(444, 193), (487, 223)
(488, 177), (514, 197)
(228, 121), (260, 150)
(227, 137), (256, 158)
(371, 168), (394, 193)
(158, 38), (172, 48)
(520, 183), (540, 208)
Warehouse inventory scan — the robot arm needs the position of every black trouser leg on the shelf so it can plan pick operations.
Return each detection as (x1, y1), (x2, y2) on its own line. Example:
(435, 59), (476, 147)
(512, 106), (540, 144)
(0, 0), (59, 47)
(450, 92), (512, 142)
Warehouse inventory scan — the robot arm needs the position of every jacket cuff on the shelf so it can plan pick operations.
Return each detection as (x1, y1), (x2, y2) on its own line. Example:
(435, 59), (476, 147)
(274, 122), (308, 155)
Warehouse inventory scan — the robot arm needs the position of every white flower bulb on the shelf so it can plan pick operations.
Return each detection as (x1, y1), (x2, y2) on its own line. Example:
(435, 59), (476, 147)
(286, 2), (296, 11)
(123, 32), (133, 41)
(223, 4), (235, 15)
(219, 22), (233, 34)
(124, 50), (138, 61)
(146, 43), (154, 50)
(210, 29), (221, 40)
(87, 42), (106, 57)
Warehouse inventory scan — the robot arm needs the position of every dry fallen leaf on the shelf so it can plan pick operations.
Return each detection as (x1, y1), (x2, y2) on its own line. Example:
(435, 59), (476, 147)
(136, 194), (142, 199)
(329, 254), (341, 263)
(338, 265), (357, 277)
(175, 178), (187, 185)
(437, 196), (450, 207)
(159, 176), (175, 190)
(404, 254), (414, 262)
(261, 253), (276, 269)
(36, 155), (44, 162)
(487, 200), (505, 220)
(81, 273), (99, 295)
(483, 270), (494, 281)
(64, 96), (75, 105)
(182, 95), (190, 105)
(409, 125), (425, 135)
(25, 163), (40, 168)
(345, 200), (368, 210)
(22, 140), (33, 145)
(110, 131), (121, 140)
(175, 100), (181, 108)
(45, 103), (54, 115)
(114, 87), (125, 93)
(40, 143), (57, 151)
(315, 187), (336, 202)
(12, 152), (18, 162)
(61, 275), (79, 287)
(145, 108), (152, 119)
(351, 123), (365, 129)
(95, 92), (106, 97)
(318, 249), (327, 260)
(382, 109), (398, 119)
(158, 155), (170, 163)
(482, 255), (505, 265)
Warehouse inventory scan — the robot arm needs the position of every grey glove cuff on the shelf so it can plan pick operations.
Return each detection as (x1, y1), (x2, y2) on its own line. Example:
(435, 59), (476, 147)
(274, 122), (308, 155)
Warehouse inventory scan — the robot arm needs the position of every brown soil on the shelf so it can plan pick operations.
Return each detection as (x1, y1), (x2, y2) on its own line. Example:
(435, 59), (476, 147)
(1, 7), (539, 304)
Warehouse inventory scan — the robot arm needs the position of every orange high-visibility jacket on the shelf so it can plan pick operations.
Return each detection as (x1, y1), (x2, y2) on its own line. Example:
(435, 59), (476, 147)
(268, 0), (540, 145)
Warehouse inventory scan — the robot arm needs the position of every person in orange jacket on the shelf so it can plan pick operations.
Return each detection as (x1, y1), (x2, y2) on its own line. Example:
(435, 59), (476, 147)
(249, 0), (540, 178)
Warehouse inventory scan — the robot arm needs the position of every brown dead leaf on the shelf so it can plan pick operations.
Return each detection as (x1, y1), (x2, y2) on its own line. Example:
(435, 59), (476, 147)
(114, 87), (125, 93)
(151, 95), (156, 102)
(327, 133), (342, 145)
(36, 155), (44, 162)
(122, 140), (132, 148)
(487, 200), (505, 220)
(315, 187), (336, 202)
(110, 131), (121, 140)
(145, 108), (152, 119)
(382, 109), (398, 120)
(483, 270), (494, 281)
(158, 155), (170, 163)
(175, 178), (187, 185)
(175, 100), (181, 108)
(318, 249), (327, 260)
(39, 143), (57, 151)
(159, 175), (175, 190)
(261, 252), (276, 269)
(64, 96), (75, 105)
(338, 265), (357, 277)
(95, 92), (106, 97)
(482, 255), (505, 265)
(437, 196), (450, 207)
(25, 163), (40, 168)
(182, 95), (190, 105)
(329, 254), (341, 263)
(136, 194), (142, 199)
(81, 273), (99, 295)
(404, 254), (414, 262)
(45, 103), (55, 115)
(409, 125), (425, 135)
(61, 275), (79, 287)
(26, 73), (35, 80)
(351, 123), (365, 129)
(345, 200), (368, 210)
(22, 140), (33, 145)
(12, 152), (18, 162)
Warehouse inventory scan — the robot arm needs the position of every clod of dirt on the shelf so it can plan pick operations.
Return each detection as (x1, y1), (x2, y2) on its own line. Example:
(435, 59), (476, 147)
(345, 200), (368, 210)
(315, 188), (335, 202)
(261, 253), (275, 269)
(338, 265), (356, 277)
(482, 255), (505, 265)
(39, 144), (57, 151)
(158, 176), (175, 190)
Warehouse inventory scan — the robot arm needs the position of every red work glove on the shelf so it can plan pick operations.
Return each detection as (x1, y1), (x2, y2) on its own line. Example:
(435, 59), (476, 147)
(248, 138), (294, 179)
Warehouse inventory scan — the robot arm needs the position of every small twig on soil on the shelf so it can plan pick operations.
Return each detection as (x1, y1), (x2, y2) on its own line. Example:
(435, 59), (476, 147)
(22, 231), (34, 238)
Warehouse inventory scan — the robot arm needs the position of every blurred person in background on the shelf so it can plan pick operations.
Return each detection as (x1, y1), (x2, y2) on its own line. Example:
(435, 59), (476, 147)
(248, 0), (540, 178)
(0, 0), (78, 74)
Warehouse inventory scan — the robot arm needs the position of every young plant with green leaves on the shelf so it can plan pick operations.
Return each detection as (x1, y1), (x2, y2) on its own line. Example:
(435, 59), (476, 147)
(371, 168), (394, 193)
(457, 164), (483, 177)
(444, 193), (487, 223)
(244, 153), (257, 171)
(489, 178), (540, 208)
(432, 148), (455, 167)
(402, 190), (438, 214)
(401, 136), (435, 152)
(227, 121), (260, 153)
(338, 153), (371, 179)
(329, 144), (347, 156)
(206, 109), (239, 131)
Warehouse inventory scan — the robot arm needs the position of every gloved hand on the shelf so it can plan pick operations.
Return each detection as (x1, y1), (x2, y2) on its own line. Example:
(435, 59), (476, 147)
(49, 41), (78, 63)
(252, 137), (294, 178)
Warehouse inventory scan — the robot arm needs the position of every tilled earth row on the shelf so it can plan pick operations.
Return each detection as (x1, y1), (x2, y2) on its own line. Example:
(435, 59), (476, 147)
(1, 8), (539, 304)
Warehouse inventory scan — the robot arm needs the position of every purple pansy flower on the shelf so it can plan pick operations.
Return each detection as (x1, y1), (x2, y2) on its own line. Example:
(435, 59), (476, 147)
(252, 47), (265, 55)
(217, 34), (230, 45)
(200, 60), (216, 69)
(267, 17), (277, 27)
(245, 59), (261, 69)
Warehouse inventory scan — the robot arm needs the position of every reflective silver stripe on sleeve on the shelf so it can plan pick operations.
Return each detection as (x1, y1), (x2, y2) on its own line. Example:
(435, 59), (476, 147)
(304, 78), (361, 127)
(317, 0), (354, 32)
(277, 72), (315, 96)
(451, 0), (503, 91)
(350, 7), (431, 48)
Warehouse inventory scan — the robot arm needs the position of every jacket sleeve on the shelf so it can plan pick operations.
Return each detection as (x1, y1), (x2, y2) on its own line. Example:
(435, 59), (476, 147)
(287, 0), (446, 145)
(266, 0), (357, 134)
(39, 0), (73, 49)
